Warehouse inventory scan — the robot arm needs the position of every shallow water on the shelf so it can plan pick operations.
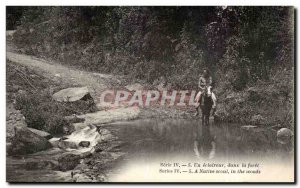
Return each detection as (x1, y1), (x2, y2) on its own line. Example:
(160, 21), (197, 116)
(106, 119), (294, 182)
(106, 119), (293, 161)
(7, 118), (293, 182)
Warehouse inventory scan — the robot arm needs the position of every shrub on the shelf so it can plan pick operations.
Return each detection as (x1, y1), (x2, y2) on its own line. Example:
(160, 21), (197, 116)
(7, 62), (97, 134)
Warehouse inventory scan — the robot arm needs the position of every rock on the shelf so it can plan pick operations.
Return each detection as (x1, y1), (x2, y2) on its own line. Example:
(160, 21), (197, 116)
(58, 154), (81, 171)
(73, 122), (88, 131)
(6, 103), (27, 141)
(48, 137), (60, 147)
(62, 124), (75, 135)
(58, 125), (101, 150)
(8, 126), (52, 155)
(79, 141), (90, 147)
(58, 140), (78, 149)
(28, 128), (52, 139)
(74, 163), (90, 171)
(80, 150), (93, 158)
(95, 141), (109, 151)
(277, 128), (293, 144)
(52, 87), (90, 102)
(73, 173), (96, 182)
(60, 136), (69, 140)
(99, 129), (114, 141)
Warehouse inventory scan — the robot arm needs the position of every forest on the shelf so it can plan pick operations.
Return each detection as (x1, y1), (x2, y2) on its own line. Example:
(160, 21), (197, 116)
(7, 6), (294, 126)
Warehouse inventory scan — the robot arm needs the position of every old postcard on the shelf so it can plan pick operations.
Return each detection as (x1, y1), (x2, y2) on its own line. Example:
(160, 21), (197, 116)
(6, 6), (295, 183)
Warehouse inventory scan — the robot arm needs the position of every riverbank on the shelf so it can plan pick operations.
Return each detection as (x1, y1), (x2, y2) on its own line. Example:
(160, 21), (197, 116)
(7, 46), (294, 129)
(6, 61), (130, 182)
(6, 55), (198, 182)
(6, 52), (293, 182)
(215, 67), (294, 129)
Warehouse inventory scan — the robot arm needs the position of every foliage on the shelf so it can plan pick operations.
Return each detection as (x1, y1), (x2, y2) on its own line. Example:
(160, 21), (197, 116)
(10, 6), (293, 88)
(7, 62), (97, 134)
(8, 6), (294, 125)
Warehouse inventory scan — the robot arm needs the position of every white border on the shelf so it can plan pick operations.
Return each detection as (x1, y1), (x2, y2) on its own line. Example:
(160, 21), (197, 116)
(1, 1), (299, 187)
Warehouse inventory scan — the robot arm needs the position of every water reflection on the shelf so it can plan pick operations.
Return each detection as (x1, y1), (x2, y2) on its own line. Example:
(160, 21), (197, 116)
(193, 124), (216, 159)
(108, 119), (293, 161)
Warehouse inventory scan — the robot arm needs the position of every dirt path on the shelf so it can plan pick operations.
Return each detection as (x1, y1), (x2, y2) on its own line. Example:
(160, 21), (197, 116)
(6, 47), (191, 119)
(6, 51), (121, 98)
(6, 31), (122, 96)
(7, 50), (144, 130)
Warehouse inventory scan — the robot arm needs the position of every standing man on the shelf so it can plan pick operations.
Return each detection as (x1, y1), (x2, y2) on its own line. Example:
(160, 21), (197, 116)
(194, 68), (217, 116)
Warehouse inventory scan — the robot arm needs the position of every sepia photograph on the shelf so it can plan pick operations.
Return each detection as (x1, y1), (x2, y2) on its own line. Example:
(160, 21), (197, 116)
(5, 6), (295, 183)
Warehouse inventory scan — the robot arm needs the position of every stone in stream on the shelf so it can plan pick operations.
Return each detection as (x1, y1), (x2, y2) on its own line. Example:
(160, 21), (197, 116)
(52, 86), (91, 102)
(8, 126), (52, 155)
(277, 128), (293, 144)
(58, 154), (81, 171)
(79, 141), (90, 147)
(58, 139), (78, 149)
(28, 128), (52, 139)
(73, 122), (88, 131)
(57, 124), (102, 150)
(48, 137), (60, 147)
(62, 124), (76, 135)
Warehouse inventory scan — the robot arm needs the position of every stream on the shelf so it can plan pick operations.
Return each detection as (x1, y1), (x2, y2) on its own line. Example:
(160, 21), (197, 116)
(7, 118), (293, 182)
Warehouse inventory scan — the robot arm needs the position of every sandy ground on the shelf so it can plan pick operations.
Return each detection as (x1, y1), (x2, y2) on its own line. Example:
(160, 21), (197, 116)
(6, 51), (119, 96)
